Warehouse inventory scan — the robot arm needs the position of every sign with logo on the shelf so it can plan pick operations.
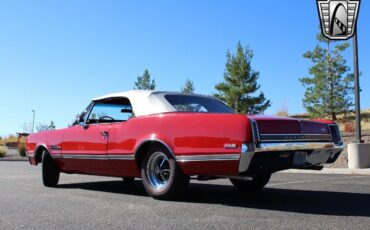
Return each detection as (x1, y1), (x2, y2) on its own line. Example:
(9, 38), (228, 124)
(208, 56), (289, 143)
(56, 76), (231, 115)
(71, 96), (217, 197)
(317, 0), (360, 40)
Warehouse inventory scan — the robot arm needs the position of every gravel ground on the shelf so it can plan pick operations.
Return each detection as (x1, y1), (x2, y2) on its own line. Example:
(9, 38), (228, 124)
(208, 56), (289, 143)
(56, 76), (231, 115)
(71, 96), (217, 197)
(0, 148), (27, 161)
(0, 162), (370, 230)
(329, 132), (370, 168)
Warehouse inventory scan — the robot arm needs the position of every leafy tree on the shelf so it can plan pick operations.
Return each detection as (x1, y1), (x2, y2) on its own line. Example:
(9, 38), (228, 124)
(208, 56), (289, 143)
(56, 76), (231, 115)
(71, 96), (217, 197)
(181, 79), (195, 93)
(134, 69), (156, 90)
(214, 42), (271, 114)
(300, 34), (354, 120)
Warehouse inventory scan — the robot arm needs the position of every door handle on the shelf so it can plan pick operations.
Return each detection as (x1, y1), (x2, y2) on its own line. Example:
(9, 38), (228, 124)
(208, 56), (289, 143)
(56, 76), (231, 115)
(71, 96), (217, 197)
(100, 131), (109, 138)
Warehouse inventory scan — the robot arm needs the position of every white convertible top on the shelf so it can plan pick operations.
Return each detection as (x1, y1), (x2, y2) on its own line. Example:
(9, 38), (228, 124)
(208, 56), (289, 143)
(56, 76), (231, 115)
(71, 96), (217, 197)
(92, 90), (174, 117)
(93, 90), (222, 117)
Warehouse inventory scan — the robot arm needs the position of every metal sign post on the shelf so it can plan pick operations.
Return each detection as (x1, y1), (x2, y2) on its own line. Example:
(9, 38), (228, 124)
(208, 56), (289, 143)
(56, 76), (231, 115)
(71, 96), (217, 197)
(352, 33), (362, 143)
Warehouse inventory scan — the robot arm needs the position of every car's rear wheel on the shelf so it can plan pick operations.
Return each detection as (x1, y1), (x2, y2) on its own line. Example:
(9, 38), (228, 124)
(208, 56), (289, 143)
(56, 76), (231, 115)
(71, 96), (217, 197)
(141, 147), (189, 199)
(42, 150), (60, 187)
(230, 173), (271, 193)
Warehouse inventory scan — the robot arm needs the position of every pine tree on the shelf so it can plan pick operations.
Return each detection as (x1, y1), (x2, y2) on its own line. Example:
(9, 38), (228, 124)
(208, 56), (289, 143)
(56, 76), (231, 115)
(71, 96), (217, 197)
(134, 69), (156, 90)
(214, 42), (271, 114)
(300, 34), (354, 120)
(48, 121), (56, 130)
(181, 79), (195, 93)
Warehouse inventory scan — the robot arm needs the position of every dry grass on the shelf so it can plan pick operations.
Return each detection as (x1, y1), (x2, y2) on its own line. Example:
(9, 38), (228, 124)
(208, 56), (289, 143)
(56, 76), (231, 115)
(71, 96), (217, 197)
(276, 101), (289, 117)
(0, 135), (26, 146)
(336, 110), (370, 132)
(17, 144), (26, 157)
(337, 120), (370, 132)
(4, 135), (19, 143)
(276, 109), (289, 117)
(0, 146), (7, 157)
(290, 109), (370, 132)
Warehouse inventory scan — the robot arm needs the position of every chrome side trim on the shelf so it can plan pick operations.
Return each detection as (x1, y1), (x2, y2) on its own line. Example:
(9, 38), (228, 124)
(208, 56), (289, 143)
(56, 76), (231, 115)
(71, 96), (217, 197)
(60, 154), (135, 160)
(51, 153), (63, 159)
(107, 155), (135, 160)
(50, 145), (61, 151)
(256, 142), (343, 152)
(62, 154), (108, 160)
(260, 133), (332, 136)
(176, 154), (240, 163)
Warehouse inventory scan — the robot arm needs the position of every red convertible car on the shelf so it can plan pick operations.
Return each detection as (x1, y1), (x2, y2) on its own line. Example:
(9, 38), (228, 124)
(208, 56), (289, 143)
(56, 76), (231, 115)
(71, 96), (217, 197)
(26, 90), (343, 199)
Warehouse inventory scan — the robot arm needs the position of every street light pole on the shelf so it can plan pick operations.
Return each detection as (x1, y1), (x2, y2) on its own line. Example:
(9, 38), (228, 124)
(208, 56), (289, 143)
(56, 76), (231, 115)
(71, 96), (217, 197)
(31, 110), (35, 134)
(352, 33), (362, 143)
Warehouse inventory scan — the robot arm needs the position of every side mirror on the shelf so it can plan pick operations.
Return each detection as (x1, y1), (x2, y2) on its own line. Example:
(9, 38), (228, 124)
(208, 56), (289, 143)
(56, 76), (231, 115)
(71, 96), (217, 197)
(77, 116), (89, 129)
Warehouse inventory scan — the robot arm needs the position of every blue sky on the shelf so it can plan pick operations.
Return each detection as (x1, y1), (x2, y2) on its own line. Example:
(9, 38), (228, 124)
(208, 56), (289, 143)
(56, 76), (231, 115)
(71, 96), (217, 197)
(0, 0), (369, 136)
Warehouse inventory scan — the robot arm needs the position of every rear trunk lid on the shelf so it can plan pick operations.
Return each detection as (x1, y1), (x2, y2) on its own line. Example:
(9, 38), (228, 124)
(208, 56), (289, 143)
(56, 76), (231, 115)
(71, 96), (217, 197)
(249, 116), (337, 143)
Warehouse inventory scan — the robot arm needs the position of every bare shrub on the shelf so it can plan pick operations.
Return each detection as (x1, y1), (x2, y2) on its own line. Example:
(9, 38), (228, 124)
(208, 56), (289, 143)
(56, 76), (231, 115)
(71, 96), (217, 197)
(0, 146), (7, 158)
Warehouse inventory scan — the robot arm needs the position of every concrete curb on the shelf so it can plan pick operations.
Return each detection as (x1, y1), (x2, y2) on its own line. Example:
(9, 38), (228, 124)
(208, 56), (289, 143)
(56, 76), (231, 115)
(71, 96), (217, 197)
(283, 168), (370, 176)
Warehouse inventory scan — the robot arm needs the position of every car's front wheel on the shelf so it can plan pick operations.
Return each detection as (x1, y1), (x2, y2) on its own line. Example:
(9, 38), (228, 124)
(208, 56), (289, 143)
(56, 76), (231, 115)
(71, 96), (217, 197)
(141, 147), (189, 199)
(42, 150), (60, 187)
(230, 173), (271, 193)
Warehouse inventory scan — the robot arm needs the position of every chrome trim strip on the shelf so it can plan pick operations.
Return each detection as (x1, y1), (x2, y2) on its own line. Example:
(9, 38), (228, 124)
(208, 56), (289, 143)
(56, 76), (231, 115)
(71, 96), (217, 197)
(176, 154), (240, 162)
(259, 134), (332, 142)
(62, 154), (108, 160)
(256, 142), (344, 152)
(51, 153), (62, 159)
(50, 145), (61, 151)
(260, 139), (333, 142)
(60, 154), (135, 160)
(107, 155), (135, 160)
(260, 133), (331, 136)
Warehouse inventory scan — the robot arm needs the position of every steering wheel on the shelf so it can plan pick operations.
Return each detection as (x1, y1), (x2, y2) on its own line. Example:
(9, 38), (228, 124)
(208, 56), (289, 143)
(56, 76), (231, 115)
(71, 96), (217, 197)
(97, 115), (115, 123)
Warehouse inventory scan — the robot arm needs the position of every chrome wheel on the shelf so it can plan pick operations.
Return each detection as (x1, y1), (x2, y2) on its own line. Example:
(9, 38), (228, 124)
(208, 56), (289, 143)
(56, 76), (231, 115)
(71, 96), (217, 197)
(146, 152), (171, 190)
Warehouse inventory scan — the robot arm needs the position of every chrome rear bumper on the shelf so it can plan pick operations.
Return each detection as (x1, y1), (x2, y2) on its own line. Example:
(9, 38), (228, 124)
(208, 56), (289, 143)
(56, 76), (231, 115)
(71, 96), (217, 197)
(239, 142), (344, 173)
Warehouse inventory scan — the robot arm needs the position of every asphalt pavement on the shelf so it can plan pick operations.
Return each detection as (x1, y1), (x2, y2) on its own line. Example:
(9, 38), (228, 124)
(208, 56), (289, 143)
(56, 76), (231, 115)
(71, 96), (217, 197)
(0, 161), (369, 230)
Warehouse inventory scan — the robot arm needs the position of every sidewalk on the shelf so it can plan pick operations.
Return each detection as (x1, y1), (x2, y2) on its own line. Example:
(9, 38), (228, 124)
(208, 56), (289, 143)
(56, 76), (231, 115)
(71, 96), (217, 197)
(283, 168), (370, 176)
